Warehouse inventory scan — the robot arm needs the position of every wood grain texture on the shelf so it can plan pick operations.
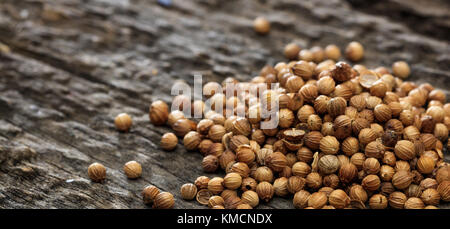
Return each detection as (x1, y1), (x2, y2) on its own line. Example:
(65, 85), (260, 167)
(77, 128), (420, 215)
(0, 0), (448, 209)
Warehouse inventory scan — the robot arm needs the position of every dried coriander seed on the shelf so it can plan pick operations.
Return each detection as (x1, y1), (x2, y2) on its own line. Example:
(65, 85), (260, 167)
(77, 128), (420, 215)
(256, 181), (274, 202)
(142, 185), (160, 205)
(241, 190), (259, 208)
(325, 44), (341, 61)
(149, 100), (169, 126)
(329, 189), (350, 209)
(392, 61), (410, 79)
(318, 155), (340, 174)
(88, 162), (106, 182)
(123, 161), (142, 179)
(253, 17), (270, 35)
(345, 41), (364, 62)
(284, 43), (301, 60)
(180, 183), (197, 200)
(223, 172), (243, 190)
(153, 192), (175, 209)
(196, 189), (213, 205)
(114, 113), (132, 132)
(160, 132), (178, 151)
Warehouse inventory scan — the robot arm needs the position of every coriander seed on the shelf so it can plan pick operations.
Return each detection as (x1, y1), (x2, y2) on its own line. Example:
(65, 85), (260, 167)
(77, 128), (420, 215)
(88, 162), (106, 183)
(194, 176), (210, 189)
(404, 197), (424, 209)
(208, 177), (224, 194)
(436, 165), (450, 184)
(339, 162), (358, 184)
(308, 191), (327, 209)
(114, 113), (132, 132)
(394, 140), (416, 160)
(317, 76), (336, 96)
(221, 189), (237, 201)
(273, 177), (289, 197)
(327, 97), (346, 118)
(318, 155), (340, 174)
(149, 100), (169, 126)
(123, 161), (142, 179)
(345, 41), (364, 62)
(236, 145), (255, 164)
(180, 183), (197, 200)
(287, 176), (306, 194)
(292, 162), (311, 178)
(323, 174), (340, 189)
(224, 196), (242, 209)
(299, 49), (313, 62)
(153, 192), (175, 209)
(284, 43), (301, 60)
(254, 166), (274, 183)
(228, 162), (250, 178)
(183, 131), (202, 151)
(167, 110), (185, 127)
(362, 174), (380, 192)
(421, 188), (440, 206)
(256, 181), (274, 202)
(363, 157), (380, 175)
(202, 155), (219, 173)
(196, 189), (213, 205)
(241, 177), (257, 192)
(392, 170), (413, 189)
(241, 190), (259, 207)
(349, 184), (368, 203)
(329, 189), (350, 209)
(437, 181), (450, 202)
(325, 44), (341, 61)
(369, 194), (388, 209)
(223, 172), (242, 190)
(416, 155), (435, 174)
(208, 196), (225, 208)
(319, 136), (340, 155)
(265, 151), (288, 172)
(292, 61), (313, 80)
(253, 17), (270, 34)
(208, 124), (226, 142)
(310, 46), (325, 63)
(392, 61), (410, 79)
(173, 119), (194, 137)
(160, 132), (178, 151)
(306, 172), (323, 190)
(142, 185), (160, 205)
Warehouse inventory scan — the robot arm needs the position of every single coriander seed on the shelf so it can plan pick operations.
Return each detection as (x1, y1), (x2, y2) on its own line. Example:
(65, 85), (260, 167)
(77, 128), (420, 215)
(180, 183), (197, 200)
(345, 41), (364, 62)
(325, 44), (341, 61)
(253, 17), (270, 35)
(88, 162), (106, 183)
(284, 43), (301, 60)
(160, 133), (178, 151)
(392, 61), (410, 79)
(149, 100), (169, 126)
(114, 113), (132, 132)
(142, 185), (160, 205)
(153, 192), (175, 209)
(123, 161), (142, 179)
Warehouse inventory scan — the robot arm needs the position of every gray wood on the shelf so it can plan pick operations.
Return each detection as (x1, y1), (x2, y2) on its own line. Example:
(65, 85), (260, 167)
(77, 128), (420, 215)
(0, 0), (448, 209)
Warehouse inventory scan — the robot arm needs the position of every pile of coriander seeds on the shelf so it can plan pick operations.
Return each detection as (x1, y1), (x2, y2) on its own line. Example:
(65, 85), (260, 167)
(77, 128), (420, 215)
(146, 39), (450, 209)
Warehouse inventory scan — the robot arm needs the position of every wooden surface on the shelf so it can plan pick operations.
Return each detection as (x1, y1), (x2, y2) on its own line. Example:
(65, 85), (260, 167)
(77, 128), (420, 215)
(0, 0), (449, 209)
